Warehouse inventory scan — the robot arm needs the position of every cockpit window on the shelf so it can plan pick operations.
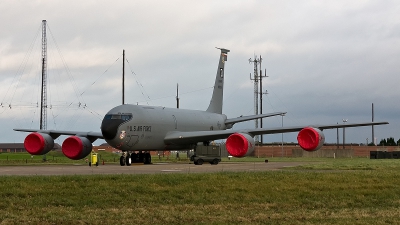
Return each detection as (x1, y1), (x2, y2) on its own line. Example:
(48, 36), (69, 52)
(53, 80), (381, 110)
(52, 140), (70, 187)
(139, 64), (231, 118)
(104, 114), (132, 121)
(121, 115), (132, 121)
(111, 115), (121, 119)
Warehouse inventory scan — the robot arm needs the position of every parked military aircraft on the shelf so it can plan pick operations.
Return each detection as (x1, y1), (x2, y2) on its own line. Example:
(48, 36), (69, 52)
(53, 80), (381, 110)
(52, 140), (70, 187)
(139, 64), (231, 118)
(15, 48), (388, 166)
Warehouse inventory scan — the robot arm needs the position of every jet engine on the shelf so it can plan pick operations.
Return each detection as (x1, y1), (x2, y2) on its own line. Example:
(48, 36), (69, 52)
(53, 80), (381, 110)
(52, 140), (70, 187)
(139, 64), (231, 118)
(24, 132), (54, 155)
(297, 127), (325, 151)
(226, 133), (255, 157)
(62, 136), (92, 160)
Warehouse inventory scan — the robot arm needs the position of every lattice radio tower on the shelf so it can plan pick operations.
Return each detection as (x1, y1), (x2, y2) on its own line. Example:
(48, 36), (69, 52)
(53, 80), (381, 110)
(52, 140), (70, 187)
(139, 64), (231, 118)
(249, 56), (260, 143)
(40, 20), (47, 131)
(249, 56), (267, 144)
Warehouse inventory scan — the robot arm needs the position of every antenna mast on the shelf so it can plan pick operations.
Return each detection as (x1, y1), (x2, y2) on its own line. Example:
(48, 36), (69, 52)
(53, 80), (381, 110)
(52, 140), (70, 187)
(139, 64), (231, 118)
(176, 83), (179, 108)
(372, 103), (374, 145)
(249, 56), (260, 143)
(122, 49), (125, 105)
(40, 20), (47, 131)
(40, 20), (48, 162)
(259, 57), (268, 144)
(249, 55), (268, 144)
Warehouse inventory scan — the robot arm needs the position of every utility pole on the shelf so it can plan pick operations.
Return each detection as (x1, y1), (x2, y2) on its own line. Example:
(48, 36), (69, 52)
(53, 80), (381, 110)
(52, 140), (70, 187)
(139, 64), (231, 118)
(281, 114), (284, 157)
(336, 122), (339, 149)
(176, 83), (179, 108)
(259, 60), (268, 144)
(40, 20), (47, 161)
(343, 119), (348, 149)
(122, 49), (125, 105)
(372, 103), (374, 145)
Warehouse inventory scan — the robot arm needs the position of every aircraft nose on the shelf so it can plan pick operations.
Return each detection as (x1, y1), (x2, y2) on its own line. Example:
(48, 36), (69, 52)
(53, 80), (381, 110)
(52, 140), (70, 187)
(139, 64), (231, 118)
(101, 118), (124, 140)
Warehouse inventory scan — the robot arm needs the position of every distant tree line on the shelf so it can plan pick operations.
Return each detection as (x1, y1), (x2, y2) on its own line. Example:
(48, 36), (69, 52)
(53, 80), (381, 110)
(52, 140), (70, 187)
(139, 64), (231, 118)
(378, 137), (400, 146)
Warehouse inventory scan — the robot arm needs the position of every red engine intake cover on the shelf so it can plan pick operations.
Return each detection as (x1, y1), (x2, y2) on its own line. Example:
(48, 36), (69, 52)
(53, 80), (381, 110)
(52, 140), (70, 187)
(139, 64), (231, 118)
(297, 127), (325, 151)
(24, 132), (54, 155)
(62, 136), (92, 160)
(226, 133), (255, 157)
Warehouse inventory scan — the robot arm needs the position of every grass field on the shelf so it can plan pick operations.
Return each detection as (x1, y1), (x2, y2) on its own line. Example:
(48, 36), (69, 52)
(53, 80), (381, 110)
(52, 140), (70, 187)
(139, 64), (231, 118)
(0, 151), (121, 165)
(0, 151), (199, 165)
(1, 158), (400, 224)
(0, 151), (279, 165)
(0, 151), (355, 165)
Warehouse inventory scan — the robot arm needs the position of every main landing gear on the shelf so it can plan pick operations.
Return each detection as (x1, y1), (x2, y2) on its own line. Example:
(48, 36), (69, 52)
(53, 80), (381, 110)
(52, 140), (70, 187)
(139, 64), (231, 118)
(119, 151), (152, 166)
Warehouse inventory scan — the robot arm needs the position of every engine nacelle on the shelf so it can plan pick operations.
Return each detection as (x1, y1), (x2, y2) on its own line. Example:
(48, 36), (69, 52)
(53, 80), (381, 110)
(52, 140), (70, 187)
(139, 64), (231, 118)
(297, 127), (325, 151)
(24, 132), (55, 155)
(226, 133), (255, 157)
(62, 136), (92, 160)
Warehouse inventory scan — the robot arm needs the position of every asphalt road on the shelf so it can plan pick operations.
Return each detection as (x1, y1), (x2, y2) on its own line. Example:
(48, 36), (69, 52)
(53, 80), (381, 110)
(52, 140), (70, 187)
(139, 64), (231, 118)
(0, 162), (305, 176)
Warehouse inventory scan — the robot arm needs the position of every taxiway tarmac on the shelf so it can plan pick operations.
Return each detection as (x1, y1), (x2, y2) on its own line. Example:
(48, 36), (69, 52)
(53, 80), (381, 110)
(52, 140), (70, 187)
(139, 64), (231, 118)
(0, 162), (305, 176)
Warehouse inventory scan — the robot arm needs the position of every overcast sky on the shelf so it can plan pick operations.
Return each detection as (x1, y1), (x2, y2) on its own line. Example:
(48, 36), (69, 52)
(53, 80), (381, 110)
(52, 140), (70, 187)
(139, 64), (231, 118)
(0, 0), (399, 146)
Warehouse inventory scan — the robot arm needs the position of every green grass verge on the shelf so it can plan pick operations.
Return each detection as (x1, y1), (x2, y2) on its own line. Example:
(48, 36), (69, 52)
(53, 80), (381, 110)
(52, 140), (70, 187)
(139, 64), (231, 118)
(292, 157), (400, 171)
(0, 151), (122, 165)
(0, 152), (275, 165)
(1, 159), (400, 224)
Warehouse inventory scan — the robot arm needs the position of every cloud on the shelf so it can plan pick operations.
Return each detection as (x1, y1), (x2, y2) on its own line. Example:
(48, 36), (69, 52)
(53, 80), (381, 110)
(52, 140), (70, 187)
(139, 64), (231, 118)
(0, 0), (398, 145)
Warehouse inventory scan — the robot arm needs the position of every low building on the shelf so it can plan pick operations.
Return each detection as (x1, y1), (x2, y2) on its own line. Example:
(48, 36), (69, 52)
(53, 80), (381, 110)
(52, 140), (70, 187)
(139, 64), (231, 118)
(0, 143), (61, 153)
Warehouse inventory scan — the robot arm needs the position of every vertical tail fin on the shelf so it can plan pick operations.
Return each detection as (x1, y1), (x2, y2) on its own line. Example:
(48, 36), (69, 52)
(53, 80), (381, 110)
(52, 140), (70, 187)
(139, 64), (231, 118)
(206, 48), (230, 114)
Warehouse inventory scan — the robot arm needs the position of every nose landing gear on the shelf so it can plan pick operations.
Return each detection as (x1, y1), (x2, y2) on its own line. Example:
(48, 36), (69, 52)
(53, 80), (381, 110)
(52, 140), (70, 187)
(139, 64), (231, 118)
(119, 151), (131, 166)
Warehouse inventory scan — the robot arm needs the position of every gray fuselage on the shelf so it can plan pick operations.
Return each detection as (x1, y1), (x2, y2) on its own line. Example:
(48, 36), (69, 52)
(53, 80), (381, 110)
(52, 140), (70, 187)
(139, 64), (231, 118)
(101, 104), (227, 151)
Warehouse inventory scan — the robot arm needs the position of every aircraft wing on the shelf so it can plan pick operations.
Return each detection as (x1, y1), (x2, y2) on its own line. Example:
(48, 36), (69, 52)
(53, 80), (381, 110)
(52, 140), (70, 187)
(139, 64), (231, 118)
(225, 112), (286, 126)
(164, 121), (388, 145)
(13, 128), (103, 141)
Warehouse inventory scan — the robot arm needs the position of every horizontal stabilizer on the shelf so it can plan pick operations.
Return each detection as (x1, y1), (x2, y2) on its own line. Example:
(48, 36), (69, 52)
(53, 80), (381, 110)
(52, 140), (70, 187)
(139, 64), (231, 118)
(225, 112), (286, 126)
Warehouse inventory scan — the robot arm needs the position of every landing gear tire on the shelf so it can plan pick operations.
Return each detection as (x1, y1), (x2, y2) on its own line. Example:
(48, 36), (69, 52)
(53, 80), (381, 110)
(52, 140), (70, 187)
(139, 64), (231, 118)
(144, 153), (152, 164)
(131, 153), (137, 163)
(120, 156), (126, 166)
(196, 159), (203, 165)
(125, 153), (132, 166)
(138, 152), (144, 163)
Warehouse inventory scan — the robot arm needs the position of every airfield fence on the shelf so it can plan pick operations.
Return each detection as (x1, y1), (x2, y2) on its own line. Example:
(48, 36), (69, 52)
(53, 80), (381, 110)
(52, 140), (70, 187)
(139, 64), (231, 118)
(252, 145), (400, 158)
(291, 148), (354, 158)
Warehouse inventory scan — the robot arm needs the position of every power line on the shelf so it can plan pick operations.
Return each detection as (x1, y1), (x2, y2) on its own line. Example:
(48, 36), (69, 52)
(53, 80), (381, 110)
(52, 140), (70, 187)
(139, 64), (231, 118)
(125, 57), (151, 105)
